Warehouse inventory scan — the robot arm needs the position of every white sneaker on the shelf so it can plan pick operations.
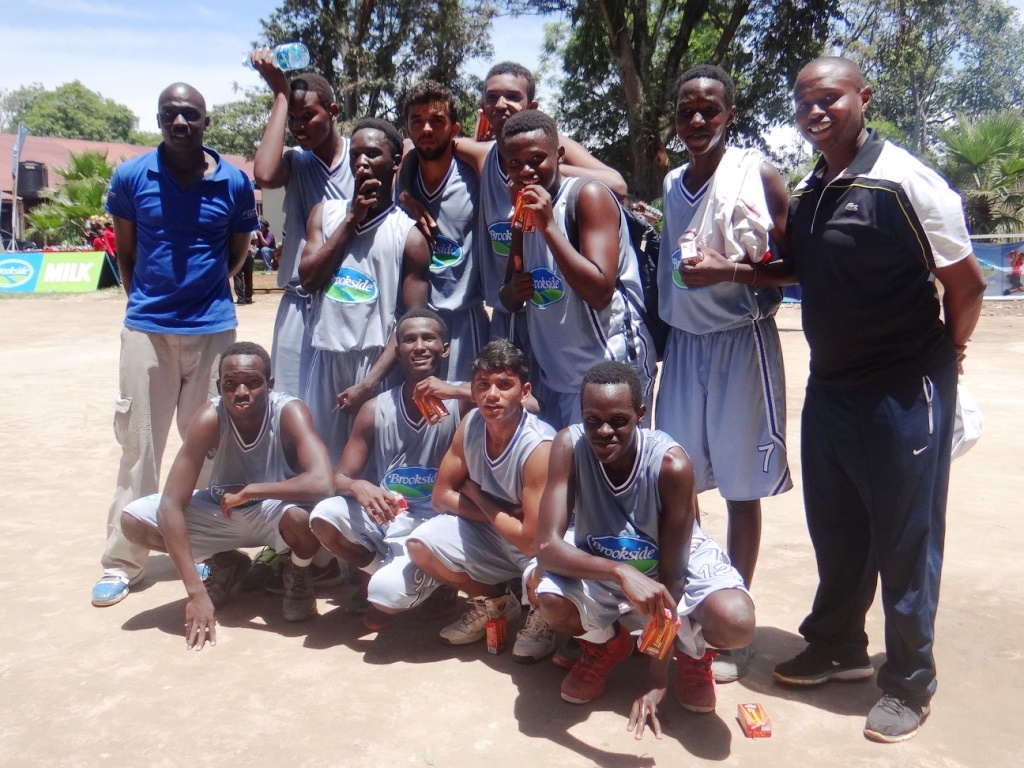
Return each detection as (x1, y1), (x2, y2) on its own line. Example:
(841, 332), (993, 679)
(512, 606), (557, 663)
(712, 642), (754, 683)
(440, 591), (521, 645)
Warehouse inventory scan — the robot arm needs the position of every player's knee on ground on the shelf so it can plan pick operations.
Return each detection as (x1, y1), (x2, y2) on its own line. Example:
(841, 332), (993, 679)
(537, 592), (585, 635)
(278, 506), (319, 559)
(121, 512), (163, 551)
(697, 588), (755, 650)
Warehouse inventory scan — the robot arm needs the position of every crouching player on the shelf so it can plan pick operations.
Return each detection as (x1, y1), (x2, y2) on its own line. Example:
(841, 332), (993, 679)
(121, 342), (334, 649)
(533, 362), (755, 737)
(406, 340), (557, 660)
(309, 308), (465, 629)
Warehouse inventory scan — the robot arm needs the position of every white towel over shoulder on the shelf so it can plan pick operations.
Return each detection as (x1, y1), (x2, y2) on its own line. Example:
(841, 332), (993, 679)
(686, 147), (774, 263)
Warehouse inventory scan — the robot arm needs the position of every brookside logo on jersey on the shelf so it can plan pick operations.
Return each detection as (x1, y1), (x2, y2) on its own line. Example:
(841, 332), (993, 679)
(325, 266), (378, 304)
(383, 466), (438, 500)
(530, 267), (565, 307)
(430, 234), (465, 273)
(489, 222), (512, 259)
(585, 534), (659, 573)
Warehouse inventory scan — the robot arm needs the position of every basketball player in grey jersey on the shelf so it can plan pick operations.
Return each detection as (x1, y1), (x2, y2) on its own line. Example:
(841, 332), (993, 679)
(250, 59), (354, 401)
(121, 342), (333, 650)
(498, 110), (655, 429)
(299, 119), (432, 463)
(534, 362), (754, 738)
(407, 340), (557, 658)
(396, 80), (489, 383)
(310, 309), (467, 630)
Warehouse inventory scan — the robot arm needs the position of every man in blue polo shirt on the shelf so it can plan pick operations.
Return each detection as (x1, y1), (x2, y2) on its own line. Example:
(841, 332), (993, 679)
(92, 82), (258, 607)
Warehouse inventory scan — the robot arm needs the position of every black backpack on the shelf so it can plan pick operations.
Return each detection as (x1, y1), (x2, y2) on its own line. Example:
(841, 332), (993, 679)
(564, 179), (670, 360)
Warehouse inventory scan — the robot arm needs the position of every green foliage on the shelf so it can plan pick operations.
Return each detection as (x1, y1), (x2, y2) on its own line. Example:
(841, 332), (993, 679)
(0, 83), (45, 133)
(257, 0), (496, 129)
(16, 81), (137, 143)
(834, 0), (1024, 154)
(206, 90), (275, 158)
(25, 150), (115, 246)
(517, 1), (839, 199)
(938, 110), (1024, 234)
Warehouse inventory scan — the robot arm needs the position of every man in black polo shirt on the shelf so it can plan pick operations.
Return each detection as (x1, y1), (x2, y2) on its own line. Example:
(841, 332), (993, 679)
(682, 57), (986, 743)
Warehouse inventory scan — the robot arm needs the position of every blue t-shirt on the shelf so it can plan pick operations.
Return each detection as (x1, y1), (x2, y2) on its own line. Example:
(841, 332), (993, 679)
(106, 145), (259, 334)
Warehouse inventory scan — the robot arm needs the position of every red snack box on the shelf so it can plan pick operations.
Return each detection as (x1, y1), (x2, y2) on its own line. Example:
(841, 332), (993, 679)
(512, 190), (536, 233)
(485, 615), (507, 654)
(412, 393), (450, 425)
(392, 492), (409, 513)
(737, 703), (772, 738)
(636, 608), (681, 660)
(475, 114), (492, 142)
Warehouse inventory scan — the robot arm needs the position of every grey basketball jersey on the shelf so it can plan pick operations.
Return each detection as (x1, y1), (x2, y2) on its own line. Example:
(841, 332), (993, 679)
(569, 425), (675, 579)
(397, 157), (483, 312)
(277, 142), (355, 289)
(372, 385), (460, 516)
(657, 155), (782, 335)
(463, 408), (555, 506)
(523, 176), (654, 394)
(478, 143), (515, 309)
(208, 391), (298, 495)
(310, 201), (416, 353)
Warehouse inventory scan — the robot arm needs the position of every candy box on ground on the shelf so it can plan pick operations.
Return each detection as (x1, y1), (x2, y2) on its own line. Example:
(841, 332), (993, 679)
(737, 703), (772, 738)
(485, 615), (507, 654)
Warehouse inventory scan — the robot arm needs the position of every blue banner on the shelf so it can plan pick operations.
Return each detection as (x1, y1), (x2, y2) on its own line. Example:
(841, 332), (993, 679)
(973, 241), (1024, 297)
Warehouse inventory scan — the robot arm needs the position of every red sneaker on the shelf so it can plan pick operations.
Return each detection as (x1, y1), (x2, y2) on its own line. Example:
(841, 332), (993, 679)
(560, 624), (633, 704)
(363, 602), (396, 631)
(673, 649), (717, 713)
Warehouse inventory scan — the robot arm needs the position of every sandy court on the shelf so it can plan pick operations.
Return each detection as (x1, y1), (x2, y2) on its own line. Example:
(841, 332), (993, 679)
(1, 290), (1021, 767)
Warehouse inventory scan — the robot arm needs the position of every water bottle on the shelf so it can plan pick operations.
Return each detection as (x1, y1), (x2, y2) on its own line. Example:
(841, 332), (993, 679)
(244, 42), (310, 71)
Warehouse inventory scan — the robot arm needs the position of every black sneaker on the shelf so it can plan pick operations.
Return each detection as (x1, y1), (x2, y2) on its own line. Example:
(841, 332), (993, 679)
(266, 557), (343, 594)
(281, 559), (317, 622)
(864, 694), (930, 743)
(773, 644), (873, 685)
(203, 550), (252, 608)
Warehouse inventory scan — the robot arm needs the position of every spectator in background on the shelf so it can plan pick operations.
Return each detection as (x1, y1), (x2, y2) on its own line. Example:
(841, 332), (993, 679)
(257, 219), (276, 271)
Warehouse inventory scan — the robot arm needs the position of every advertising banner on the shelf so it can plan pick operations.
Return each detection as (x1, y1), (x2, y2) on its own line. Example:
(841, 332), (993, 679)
(973, 241), (1024, 298)
(0, 251), (109, 293)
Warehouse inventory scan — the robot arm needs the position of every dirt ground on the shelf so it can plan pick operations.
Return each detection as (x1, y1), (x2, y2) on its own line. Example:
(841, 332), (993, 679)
(1, 291), (1021, 768)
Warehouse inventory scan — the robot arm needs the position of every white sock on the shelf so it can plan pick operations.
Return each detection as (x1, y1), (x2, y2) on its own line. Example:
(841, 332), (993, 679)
(579, 624), (616, 645)
(290, 552), (313, 568)
(359, 554), (384, 575)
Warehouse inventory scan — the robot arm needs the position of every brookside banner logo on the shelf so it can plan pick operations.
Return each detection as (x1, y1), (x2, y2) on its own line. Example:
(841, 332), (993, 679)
(585, 534), (659, 573)
(325, 266), (378, 304)
(384, 466), (438, 500)
(530, 267), (565, 307)
(489, 222), (512, 259)
(430, 234), (464, 273)
(0, 258), (35, 289)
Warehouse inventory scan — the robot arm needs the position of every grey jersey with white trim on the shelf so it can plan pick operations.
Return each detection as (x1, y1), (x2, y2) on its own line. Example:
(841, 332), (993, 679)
(463, 408), (555, 506)
(570, 425), (675, 579)
(277, 142), (354, 289)
(657, 160), (782, 335)
(397, 157), (483, 312)
(522, 176), (653, 394)
(372, 385), (461, 516)
(208, 391), (298, 493)
(310, 201), (415, 353)
(479, 143), (514, 308)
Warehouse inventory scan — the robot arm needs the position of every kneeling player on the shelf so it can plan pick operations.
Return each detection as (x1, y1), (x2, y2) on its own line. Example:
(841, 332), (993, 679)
(406, 340), (557, 660)
(121, 342), (334, 650)
(309, 309), (465, 629)
(533, 362), (754, 738)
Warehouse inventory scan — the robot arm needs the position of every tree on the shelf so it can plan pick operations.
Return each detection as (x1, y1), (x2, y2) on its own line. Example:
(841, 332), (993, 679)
(10, 81), (138, 143)
(0, 83), (45, 133)
(257, 0), (496, 128)
(938, 110), (1024, 235)
(832, 0), (1024, 155)
(25, 150), (116, 246)
(507, 1), (839, 199)
(206, 90), (275, 158)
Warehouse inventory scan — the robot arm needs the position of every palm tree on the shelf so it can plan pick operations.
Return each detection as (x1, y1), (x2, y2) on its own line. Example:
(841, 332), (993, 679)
(25, 150), (115, 246)
(937, 110), (1024, 235)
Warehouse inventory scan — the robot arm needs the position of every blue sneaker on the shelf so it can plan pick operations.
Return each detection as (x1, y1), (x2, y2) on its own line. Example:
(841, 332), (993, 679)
(195, 561), (211, 580)
(92, 571), (130, 606)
